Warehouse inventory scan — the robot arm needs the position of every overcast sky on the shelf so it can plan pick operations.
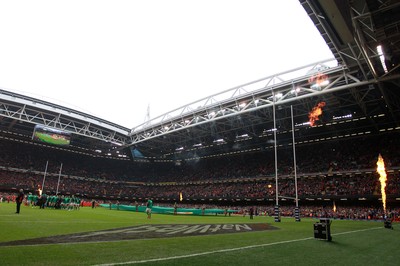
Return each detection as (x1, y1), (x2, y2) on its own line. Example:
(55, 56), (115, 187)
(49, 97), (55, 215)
(0, 0), (333, 129)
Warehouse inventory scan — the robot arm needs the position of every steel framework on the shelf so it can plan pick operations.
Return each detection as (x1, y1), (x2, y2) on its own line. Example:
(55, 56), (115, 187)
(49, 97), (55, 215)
(0, 0), (399, 160)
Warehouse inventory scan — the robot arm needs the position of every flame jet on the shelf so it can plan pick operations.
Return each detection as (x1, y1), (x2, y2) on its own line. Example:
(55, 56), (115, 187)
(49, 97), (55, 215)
(308, 102), (326, 126)
(376, 154), (387, 213)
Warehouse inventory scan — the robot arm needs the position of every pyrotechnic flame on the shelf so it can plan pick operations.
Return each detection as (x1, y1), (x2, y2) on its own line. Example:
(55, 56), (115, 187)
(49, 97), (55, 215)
(333, 201), (337, 213)
(179, 192), (183, 202)
(376, 154), (387, 213)
(308, 102), (326, 126)
(309, 73), (329, 88)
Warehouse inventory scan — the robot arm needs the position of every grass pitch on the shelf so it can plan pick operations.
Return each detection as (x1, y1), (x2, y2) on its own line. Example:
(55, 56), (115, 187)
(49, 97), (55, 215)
(0, 203), (399, 266)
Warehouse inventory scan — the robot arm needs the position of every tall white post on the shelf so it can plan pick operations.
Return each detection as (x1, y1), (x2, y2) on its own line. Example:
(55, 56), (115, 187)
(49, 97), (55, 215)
(56, 163), (63, 195)
(291, 105), (299, 207)
(41, 160), (49, 194)
(291, 105), (301, 222)
(273, 92), (280, 222)
(273, 93), (279, 206)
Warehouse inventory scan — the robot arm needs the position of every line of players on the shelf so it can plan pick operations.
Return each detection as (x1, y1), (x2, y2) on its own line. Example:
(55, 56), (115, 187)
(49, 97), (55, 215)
(26, 193), (81, 210)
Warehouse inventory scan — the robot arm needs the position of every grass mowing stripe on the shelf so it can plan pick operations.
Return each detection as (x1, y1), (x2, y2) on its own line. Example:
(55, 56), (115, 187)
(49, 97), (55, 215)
(93, 226), (383, 266)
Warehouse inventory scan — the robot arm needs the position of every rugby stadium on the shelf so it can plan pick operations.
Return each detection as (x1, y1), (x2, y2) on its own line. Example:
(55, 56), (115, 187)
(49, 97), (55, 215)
(1, 1), (400, 265)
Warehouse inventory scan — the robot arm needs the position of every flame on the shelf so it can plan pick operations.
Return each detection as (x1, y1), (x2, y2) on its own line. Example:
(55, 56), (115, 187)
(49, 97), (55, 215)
(179, 192), (183, 202)
(309, 73), (329, 89)
(308, 102), (326, 126)
(333, 201), (337, 213)
(376, 154), (387, 213)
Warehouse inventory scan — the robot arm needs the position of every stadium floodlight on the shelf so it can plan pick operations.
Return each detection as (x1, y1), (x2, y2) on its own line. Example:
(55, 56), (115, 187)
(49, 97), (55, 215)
(333, 114), (352, 120)
(290, 87), (301, 94)
(236, 134), (249, 139)
(268, 92), (283, 102)
(310, 78), (329, 90)
(234, 102), (247, 111)
(213, 138), (225, 143)
(295, 121), (311, 127)
(207, 111), (216, 118)
(377, 45), (388, 73)
(111, 141), (122, 146)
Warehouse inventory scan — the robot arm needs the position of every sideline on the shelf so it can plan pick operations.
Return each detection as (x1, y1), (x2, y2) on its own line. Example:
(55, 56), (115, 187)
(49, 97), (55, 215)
(93, 227), (383, 266)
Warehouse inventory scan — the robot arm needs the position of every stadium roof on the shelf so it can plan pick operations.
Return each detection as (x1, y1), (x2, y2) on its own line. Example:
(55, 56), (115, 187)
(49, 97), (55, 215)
(1, 0), (399, 161)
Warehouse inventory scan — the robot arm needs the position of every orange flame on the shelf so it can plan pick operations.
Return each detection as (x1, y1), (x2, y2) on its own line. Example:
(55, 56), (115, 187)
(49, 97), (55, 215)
(308, 73), (329, 88)
(333, 201), (337, 213)
(179, 192), (183, 202)
(376, 154), (387, 213)
(308, 102), (326, 126)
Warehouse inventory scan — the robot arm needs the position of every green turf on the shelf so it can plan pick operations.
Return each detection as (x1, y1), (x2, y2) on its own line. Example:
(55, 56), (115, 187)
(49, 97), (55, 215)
(0, 203), (398, 266)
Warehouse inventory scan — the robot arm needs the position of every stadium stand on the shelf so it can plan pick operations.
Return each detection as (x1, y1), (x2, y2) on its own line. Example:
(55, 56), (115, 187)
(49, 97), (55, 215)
(1, 132), (399, 214)
(1, 0), (400, 222)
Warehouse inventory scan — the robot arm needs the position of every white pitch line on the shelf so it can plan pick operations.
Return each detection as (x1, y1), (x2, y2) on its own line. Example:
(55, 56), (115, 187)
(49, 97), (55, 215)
(94, 237), (314, 266)
(331, 226), (382, 236)
(93, 226), (384, 266)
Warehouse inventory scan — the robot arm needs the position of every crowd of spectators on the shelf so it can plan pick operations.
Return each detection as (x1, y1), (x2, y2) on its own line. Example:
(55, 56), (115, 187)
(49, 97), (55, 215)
(1, 133), (400, 183)
(0, 133), (399, 210)
(1, 167), (398, 202)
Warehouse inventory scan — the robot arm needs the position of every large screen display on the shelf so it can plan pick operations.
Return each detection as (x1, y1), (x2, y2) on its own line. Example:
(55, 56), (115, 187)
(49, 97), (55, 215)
(32, 125), (71, 146)
(130, 147), (145, 158)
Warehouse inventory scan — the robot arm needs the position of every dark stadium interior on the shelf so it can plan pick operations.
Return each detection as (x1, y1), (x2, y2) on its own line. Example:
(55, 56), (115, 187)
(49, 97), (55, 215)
(1, 0), (400, 218)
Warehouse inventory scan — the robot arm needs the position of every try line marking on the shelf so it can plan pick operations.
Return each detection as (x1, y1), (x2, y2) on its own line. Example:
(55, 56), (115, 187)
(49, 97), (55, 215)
(93, 226), (383, 266)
